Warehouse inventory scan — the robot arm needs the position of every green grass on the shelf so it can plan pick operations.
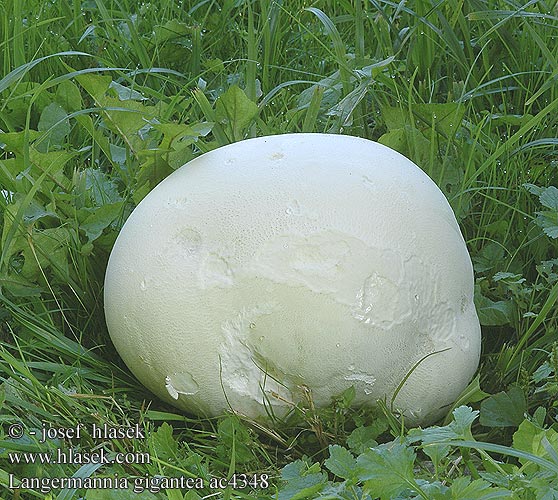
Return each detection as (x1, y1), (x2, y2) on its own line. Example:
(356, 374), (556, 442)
(1, 0), (558, 498)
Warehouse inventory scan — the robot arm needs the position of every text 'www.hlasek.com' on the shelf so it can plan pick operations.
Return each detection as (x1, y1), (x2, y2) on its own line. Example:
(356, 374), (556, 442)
(6, 421), (271, 494)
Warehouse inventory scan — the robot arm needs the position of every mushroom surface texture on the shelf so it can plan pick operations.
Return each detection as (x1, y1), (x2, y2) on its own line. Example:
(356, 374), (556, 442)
(104, 133), (481, 424)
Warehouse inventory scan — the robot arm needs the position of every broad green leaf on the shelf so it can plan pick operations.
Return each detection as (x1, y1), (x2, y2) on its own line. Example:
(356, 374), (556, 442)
(203, 58), (225, 73)
(378, 125), (430, 168)
(347, 419), (389, 454)
(324, 445), (357, 480)
(413, 102), (465, 137)
(38, 102), (71, 149)
(472, 242), (505, 273)
(76, 73), (112, 100)
(447, 476), (510, 498)
(420, 481), (448, 498)
(131, 181), (152, 205)
(531, 482), (558, 499)
(1, 82), (53, 129)
(314, 482), (355, 498)
(110, 143), (127, 165)
(487, 113), (534, 126)
(55, 80), (82, 112)
(153, 19), (191, 43)
(524, 183), (546, 197)
(85, 168), (123, 206)
(0, 130), (42, 153)
(133, 156), (174, 204)
(474, 287), (514, 326)
(382, 103), (464, 137)
(377, 128), (407, 153)
(533, 362), (553, 384)
(27, 149), (76, 191)
(539, 186), (558, 211)
(513, 419), (558, 473)
(536, 211), (558, 239)
(109, 81), (147, 101)
(493, 272), (526, 285)
(155, 122), (213, 150)
(80, 202), (123, 242)
(382, 106), (407, 130)
(101, 96), (159, 152)
(379, 104), (465, 189)
(451, 406), (480, 437)
(77, 73), (162, 153)
(357, 441), (417, 499)
(409, 406), (478, 462)
(0, 273), (43, 297)
(153, 121), (212, 169)
(525, 184), (558, 238)
(215, 85), (259, 142)
(482, 219), (509, 239)
(20, 226), (73, 281)
(537, 258), (558, 283)
(1, 196), (60, 259)
(149, 422), (178, 461)
(158, 43), (193, 69)
(278, 461), (327, 500)
(480, 386), (527, 427)
(19, 197), (58, 225)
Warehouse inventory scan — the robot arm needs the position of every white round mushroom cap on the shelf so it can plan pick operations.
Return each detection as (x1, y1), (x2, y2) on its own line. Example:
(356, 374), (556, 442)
(104, 133), (481, 424)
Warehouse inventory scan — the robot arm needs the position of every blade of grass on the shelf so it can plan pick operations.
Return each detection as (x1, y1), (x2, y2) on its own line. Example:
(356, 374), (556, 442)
(305, 7), (351, 95)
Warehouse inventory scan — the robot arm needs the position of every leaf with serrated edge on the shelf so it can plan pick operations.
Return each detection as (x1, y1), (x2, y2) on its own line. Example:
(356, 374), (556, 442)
(480, 386), (527, 428)
(324, 445), (357, 481)
(356, 442), (417, 499)
(278, 460), (327, 500)
(539, 186), (558, 211)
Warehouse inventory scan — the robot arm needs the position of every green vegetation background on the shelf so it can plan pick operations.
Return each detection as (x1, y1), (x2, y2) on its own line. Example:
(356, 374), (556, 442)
(1, 0), (558, 498)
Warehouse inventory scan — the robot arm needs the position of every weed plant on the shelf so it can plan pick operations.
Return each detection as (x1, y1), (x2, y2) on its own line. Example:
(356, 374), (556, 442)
(1, 0), (558, 498)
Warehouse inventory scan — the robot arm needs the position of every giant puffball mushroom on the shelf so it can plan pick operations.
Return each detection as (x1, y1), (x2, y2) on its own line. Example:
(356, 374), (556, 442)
(104, 133), (481, 424)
